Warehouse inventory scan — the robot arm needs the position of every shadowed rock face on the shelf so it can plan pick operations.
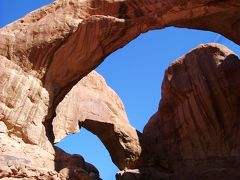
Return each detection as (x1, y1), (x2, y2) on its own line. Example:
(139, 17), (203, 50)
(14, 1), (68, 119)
(0, 0), (240, 179)
(117, 43), (240, 179)
(139, 44), (240, 180)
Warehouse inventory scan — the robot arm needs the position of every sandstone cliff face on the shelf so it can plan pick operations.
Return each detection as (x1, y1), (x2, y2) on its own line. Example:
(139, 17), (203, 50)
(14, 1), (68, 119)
(1, 0), (240, 179)
(140, 44), (240, 180)
(0, 55), (52, 151)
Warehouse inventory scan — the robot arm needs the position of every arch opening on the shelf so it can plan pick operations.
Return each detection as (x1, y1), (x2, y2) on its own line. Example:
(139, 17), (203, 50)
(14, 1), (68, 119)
(96, 27), (240, 132)
(55, 27), (240, 180)
(56, 128), (119, 180)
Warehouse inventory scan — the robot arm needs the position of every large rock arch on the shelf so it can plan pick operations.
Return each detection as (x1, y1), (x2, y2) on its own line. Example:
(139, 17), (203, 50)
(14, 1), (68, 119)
(0, 0), (240, 179)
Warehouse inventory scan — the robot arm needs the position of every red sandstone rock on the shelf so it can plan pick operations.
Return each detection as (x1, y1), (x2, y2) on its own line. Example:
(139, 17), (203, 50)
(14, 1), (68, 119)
(1, 0), (239, 106)
(0, 0), (239, 148)
(0, 122), (100, 179)
(53, 71), (141, 169)
(0, 0), (240, 179)
(142, 43), (240, 180)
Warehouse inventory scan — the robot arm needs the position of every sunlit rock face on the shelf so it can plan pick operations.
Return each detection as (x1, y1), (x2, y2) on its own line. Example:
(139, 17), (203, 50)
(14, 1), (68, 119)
(137, 44), (240, 180)
(1, 0), (239, 107)
(53, 71), (142, 170)
(0, 0), (240, 179)
(0, 130), (100, 179)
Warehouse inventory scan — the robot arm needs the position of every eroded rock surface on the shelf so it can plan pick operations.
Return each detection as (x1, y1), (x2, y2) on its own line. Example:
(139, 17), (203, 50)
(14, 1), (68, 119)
(1, 0), (240, 112)
(0, 121), (100, 179)
(0, 55), (52, 151)
(1, 0), (240, 150)
(53, 71), (141, 169)
(139, 44), (240, 180)
(1, 0), (240, 179)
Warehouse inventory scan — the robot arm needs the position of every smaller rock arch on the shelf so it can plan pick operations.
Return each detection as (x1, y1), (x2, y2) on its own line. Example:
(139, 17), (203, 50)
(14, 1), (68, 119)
(52, 71), (142, 170)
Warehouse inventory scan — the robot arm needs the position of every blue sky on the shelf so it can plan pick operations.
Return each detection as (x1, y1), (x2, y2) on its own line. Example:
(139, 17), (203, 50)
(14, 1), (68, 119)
(1, 1), (240, 180)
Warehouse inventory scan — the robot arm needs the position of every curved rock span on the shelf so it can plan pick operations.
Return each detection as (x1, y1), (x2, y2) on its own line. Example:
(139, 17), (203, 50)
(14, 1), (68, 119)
(0, 0), (240, 179)
(53, 71), (141, 170)
(1, 0), (239, 107)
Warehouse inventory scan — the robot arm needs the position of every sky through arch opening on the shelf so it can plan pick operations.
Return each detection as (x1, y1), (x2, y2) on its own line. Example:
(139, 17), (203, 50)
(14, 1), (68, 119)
(57, 27), (240, 180)
(96, 27), (240, 132)
(1, 1), (240, 180)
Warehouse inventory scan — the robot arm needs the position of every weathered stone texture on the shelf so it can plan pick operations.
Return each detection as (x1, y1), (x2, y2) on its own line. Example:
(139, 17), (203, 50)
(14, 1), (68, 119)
(0, 0), (240, 179)
(53, 71), (141, 169)
(141, 44), (240, 179)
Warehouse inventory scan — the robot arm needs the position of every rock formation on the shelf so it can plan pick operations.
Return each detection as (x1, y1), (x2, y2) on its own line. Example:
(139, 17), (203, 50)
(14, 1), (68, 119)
(1, 0), (240, 112)
(53, 71), (141, 170)
(117, 43), (240, 179)
(1, 0), (240, 179)
(0, 128), (100, 179)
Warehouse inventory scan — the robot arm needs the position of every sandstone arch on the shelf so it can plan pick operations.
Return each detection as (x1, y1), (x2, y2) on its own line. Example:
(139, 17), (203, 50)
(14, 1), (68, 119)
(52, 71), (141, 170)
(1, 0), (239, 147)
(1, 0), (240, 179)
(1, 0), (240, 103)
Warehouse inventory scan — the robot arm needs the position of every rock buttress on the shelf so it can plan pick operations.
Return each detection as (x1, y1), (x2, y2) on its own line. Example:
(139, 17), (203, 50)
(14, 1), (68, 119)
(117, 44), (240, 179)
